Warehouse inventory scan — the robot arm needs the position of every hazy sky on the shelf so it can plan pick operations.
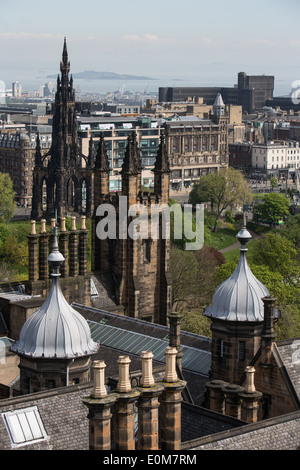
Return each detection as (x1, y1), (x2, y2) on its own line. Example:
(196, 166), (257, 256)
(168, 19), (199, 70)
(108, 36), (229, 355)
(1, 0), (300, 93)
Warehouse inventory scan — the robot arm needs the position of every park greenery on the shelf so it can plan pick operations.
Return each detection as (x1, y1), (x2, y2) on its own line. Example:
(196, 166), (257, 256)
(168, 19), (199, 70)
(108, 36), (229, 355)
(188, 167), (252, 232)
(0, 172), (16, 223)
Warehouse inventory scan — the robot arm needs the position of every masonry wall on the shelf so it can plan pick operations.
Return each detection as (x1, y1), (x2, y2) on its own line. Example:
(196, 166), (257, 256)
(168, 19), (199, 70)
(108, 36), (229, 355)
(252, 351), (297, 420)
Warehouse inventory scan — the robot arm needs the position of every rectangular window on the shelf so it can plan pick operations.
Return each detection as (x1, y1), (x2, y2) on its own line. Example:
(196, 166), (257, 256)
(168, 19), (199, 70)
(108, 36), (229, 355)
(219, 339), (224, 358)
(2, 406), (49, 448)
(239, 341), (246, 361)
(143, 239), (151, 263)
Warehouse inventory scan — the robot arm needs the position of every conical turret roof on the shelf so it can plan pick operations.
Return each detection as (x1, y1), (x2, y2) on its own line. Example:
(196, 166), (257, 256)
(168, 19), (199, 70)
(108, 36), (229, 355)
(213, 93), (225, 108)
(204, 221), (269, 322)
(11, 225), (99, 359)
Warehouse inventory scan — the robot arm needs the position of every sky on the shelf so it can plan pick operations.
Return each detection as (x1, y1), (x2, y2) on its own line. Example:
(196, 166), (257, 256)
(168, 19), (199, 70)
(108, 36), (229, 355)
(1, 0), (300, 95)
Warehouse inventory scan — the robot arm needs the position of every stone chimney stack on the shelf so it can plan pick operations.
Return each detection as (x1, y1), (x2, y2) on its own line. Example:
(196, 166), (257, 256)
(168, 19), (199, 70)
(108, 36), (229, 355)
(39, 220), (49, 281)
(114, 356), (141, 450)
(222, 383), (244, 419)
(28, 221), (38, 282)
(79, 216), (88, 276)
(239, 366), (262, 423)
(159, 347), (186, 450)
(83, 361), (117, 450)
(59, 217), (69, 278)
(83, 347), (187, 450)
(206, 379), (229, 414)
(69, 216), (78, 277)
(137, 351), (164, 450)
(260, 296), (276, 368)
(168, 312), (184, 372)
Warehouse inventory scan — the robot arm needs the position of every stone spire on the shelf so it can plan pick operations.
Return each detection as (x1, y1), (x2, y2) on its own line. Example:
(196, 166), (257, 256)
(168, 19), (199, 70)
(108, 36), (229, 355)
(121, 132), (142, 206)
(121, 132), (142, 175)
(153, 132), (170, 204)
(154, 132), (170, 174)
(95, 132), (110, 171)
(60, 36), (70, 79)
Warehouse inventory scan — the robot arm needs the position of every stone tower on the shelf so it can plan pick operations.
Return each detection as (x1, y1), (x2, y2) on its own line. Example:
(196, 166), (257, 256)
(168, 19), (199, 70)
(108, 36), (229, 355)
(211, 93), (229, 166)
(92, 132), (172, 324)
(204, 220), (270, 384)
(31, 38), (93, 221)
(12, 225), (99, 394)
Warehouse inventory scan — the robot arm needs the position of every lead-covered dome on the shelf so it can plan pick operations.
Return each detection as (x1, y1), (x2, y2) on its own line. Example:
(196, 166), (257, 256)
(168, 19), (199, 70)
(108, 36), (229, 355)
(204, 225), (269, 322)
(11, 230), (99, 359)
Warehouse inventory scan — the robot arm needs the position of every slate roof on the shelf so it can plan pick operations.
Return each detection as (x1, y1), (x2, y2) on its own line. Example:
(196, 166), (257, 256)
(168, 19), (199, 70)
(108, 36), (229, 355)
(182, 410), (300, 450)
(274, 339), (300, 406)
(1, 302), (300, 449)
(73, 303), (212, 406)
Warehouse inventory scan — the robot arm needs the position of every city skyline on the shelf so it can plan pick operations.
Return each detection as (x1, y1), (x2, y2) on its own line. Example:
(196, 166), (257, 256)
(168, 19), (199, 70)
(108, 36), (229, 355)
(1, 0), (300, 96)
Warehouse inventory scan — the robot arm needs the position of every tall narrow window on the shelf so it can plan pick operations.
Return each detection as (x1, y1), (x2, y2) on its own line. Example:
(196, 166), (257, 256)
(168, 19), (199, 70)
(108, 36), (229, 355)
(219, 339), (224, 358)
(143, 239), (151, 263)
(239, 341), (246, 361)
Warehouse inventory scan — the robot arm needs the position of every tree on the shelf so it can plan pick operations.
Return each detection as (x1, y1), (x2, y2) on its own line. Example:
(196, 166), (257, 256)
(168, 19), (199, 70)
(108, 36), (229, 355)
(280, 214), (300, 248)
(0, 173), (16, 222)
(1, 235), (28, 267)
(170, 245), (200, 311)
(189, 168), (252, 232)
(270, 176), (278, 189)
(252, 232), (298, 279)
(253, 193), (290, 226)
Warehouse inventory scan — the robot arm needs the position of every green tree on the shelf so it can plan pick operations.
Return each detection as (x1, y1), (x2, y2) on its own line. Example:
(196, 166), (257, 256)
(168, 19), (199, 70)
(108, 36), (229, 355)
(189, 168), (252, 232)
(252, 232), (298, 279)
(280, 214), (300, 248)
(253, 193), (290, 226)
(270, 176), (278, 188)
(1, 235), (28, 267)
(0, 173), (16, 222)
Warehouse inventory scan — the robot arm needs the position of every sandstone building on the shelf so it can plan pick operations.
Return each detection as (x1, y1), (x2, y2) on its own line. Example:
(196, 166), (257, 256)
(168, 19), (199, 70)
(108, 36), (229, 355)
(163, 94), (229, 190)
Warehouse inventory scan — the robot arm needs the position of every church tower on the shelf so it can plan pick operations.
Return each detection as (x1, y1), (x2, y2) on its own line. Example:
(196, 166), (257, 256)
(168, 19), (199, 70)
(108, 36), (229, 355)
(31, 39), (93, 221)
(211, 93), (229, 167)
(92, 132), (172, 324)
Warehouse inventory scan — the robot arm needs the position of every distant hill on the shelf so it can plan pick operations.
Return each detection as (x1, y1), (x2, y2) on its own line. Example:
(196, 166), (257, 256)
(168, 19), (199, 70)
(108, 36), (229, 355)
(47, 70), (156, 80)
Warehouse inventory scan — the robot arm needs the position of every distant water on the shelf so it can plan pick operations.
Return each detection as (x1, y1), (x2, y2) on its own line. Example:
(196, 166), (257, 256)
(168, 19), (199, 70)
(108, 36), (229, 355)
(1, 68), (294, 98)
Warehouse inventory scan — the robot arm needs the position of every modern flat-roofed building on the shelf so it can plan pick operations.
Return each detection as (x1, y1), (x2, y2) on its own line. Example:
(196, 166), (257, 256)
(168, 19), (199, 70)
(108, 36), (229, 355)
(78, 115), (162, 191)
(159, 72), (274, 114)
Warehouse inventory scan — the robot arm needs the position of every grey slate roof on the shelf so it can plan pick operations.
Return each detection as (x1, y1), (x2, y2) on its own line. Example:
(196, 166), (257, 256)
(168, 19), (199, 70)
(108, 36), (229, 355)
(182, 410), (300, 450)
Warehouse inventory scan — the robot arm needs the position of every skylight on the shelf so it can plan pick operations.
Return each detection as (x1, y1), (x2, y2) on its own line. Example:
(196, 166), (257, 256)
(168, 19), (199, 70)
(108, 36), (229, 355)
(2, 406), (49, 448)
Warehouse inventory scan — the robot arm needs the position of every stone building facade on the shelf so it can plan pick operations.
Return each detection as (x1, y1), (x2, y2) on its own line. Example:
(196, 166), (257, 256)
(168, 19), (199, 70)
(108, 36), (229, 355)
(163, 95), (229, 190)
(0, 132), (51, 207)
